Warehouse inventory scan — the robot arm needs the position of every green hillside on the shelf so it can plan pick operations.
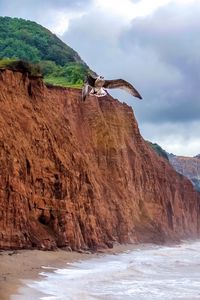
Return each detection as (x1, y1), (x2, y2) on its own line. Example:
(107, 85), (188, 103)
(147, 141), (169, 161)
(0, 17), (89, 87)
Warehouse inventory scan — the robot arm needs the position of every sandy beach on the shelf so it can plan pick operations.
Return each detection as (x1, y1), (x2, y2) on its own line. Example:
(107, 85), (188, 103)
(0, 249), (94, 300)
(0, 244), (137, 300)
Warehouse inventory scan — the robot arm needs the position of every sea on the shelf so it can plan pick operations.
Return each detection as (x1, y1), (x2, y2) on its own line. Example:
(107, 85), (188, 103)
(12, 241), (200, 300)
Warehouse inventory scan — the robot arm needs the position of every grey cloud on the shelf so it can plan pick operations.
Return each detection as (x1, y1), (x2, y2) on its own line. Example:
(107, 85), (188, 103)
(62, 1), (200, 155)
(63, 11), (128, 73)
(0, 0), (90, 12)
(141, 120), (200, 156)
(117, 2), (200, 125)
(0, 0), (92, 26)
(63, 1), (200, 123)
(121, 3), (200, 79)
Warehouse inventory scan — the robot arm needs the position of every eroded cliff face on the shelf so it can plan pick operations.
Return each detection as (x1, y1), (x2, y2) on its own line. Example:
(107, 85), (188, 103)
(0, 70), (199, 250)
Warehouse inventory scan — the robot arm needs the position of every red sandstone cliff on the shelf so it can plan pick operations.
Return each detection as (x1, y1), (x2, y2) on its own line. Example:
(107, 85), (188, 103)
(0, 69), (199, 250)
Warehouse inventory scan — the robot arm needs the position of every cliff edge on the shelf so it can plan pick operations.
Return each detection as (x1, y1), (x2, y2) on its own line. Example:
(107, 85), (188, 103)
(0, 70), (199, 250)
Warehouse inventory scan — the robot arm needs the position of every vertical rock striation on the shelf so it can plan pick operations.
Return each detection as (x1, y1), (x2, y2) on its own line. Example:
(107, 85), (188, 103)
(0, 70), (199, 250)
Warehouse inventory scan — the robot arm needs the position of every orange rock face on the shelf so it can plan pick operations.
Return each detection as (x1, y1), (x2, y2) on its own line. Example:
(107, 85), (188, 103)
(0, 70), (199, 250)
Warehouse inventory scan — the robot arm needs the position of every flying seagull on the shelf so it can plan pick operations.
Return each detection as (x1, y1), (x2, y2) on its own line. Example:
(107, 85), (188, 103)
(82, 74), (142, 101)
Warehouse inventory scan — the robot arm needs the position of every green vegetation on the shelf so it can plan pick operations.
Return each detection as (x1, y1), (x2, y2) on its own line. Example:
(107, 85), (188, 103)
(0, 58), (41, 76)
(147, 141), (169, 161)
(0, 17), (89, 87)
(0, 57), (17, 68)
(44, 77), (82, 88)
(40, 61), (88, 86)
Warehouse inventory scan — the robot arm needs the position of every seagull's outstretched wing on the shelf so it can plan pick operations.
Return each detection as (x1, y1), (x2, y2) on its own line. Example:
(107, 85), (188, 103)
(103, 79), (142, 99)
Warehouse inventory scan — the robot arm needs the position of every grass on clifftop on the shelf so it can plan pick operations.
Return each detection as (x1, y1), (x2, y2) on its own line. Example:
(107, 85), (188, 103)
(0, 58), (84, 88)
(0, 58), (41, 76)
(41, 60), (86, 88)
(43, 76), (82, 88)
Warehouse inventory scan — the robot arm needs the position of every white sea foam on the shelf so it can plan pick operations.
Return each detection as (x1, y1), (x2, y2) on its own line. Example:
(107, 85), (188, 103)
(22, 241), (200, 299)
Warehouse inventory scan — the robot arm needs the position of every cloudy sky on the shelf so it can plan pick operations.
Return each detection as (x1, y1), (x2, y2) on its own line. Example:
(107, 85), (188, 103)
(1, 0), (199, 156)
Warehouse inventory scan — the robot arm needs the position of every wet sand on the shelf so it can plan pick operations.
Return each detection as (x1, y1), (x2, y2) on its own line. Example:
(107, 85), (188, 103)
(0, 244), (137, 300)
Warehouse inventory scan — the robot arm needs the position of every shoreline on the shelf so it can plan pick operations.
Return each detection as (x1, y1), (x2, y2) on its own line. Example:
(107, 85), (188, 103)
(0, 244), (139, 300)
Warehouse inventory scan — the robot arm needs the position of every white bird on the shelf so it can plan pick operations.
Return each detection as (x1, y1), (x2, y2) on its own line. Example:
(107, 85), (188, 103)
(82, 74), (142, 101)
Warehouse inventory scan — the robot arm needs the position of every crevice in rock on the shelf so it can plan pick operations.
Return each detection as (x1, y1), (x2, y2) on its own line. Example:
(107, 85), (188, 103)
(166, 201), (174, 230)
